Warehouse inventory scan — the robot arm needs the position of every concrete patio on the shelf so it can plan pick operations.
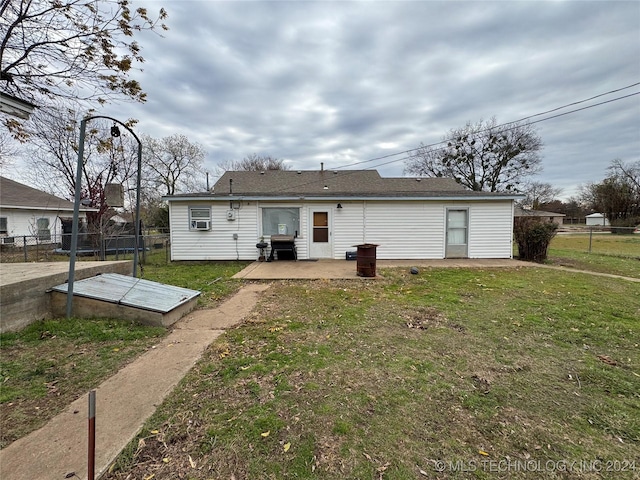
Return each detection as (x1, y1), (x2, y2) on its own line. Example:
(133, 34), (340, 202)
(232, 258), (532, 280)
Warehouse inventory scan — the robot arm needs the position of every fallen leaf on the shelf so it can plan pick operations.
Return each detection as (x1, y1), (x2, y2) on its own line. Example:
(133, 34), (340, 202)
(479, 450), (489, 456)
(597, 355), (617, 366)
(162, 457), (170, 463)
(189, 455), (196, 468)
(112, 348), (119, 352)
(143, 475), (155, 480)
(283, 442), (291, 452)
(150, 430), (159, 435)
(261, 431), (270, 437)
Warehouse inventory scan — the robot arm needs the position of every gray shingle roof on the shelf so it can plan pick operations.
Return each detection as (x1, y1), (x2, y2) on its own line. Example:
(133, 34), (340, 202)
(214, 170), (467, 196)
(0, 176), (77, 210)
(514, 207), (566, 217)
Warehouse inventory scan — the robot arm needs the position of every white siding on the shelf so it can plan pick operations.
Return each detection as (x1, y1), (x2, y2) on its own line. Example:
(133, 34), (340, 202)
(169, 201), (259, 261)
(0, 208), (74, 246)
(333, 201), (365, 259)
(467, 201), (514, 258)
(168, 198), (516, 260)
(362, 202), (445, 259)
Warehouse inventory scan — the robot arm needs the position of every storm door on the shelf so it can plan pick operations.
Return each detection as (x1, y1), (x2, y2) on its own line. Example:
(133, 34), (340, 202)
(445, 209), (468, 258)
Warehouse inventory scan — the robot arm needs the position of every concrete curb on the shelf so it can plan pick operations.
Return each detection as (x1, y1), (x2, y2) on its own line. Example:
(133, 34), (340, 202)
(0, 283), (271, 480)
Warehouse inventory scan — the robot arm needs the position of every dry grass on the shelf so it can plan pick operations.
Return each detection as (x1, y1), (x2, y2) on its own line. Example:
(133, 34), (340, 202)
(105, 268), (640, 479)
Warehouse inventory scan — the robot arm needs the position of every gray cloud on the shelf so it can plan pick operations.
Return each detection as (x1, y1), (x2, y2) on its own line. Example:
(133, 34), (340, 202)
(92, 0), (640, 199)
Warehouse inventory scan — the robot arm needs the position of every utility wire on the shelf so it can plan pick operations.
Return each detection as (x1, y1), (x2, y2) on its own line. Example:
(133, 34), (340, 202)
(275, 89), (639, 193)
(334, 82), (640, 170)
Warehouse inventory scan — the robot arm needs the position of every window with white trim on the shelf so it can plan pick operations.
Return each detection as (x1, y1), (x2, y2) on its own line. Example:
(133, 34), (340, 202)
(261, 207), (300, 236)
(37, 218), (51, 241)
(0, 217), (7, 235)
(189, 207), (211, 230)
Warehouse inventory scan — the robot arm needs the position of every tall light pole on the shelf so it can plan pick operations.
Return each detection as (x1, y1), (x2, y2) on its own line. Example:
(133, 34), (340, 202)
(66, 116), (143, 318)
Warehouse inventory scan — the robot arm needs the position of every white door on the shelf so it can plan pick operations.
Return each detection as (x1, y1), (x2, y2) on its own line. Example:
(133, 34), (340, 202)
(309, 209), (332, 258)
(446, 209), (468, 258)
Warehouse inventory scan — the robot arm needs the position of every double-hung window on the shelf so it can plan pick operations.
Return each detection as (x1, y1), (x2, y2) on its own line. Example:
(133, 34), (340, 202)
(0, 217), (7, 235)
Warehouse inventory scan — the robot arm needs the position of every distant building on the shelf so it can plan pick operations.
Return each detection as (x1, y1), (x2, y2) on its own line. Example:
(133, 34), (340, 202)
(514, 207), (565, 226)
(585, 213), (610, 226)
(0, 176), (95, 246)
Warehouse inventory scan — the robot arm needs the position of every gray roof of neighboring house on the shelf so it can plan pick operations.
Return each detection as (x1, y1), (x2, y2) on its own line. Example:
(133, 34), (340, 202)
(164, 170), (522, 200)
(514, 207), (566, 217)
(0, 176), (93, 212)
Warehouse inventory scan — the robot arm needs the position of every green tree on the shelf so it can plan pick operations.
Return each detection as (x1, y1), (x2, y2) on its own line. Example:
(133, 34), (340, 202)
(405, 117), (543, 192)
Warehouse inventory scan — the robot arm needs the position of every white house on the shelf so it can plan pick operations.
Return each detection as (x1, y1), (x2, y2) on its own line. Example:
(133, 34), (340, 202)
(0, 176), (94, 247)
(585, 213), (610, 226)
(163, 170), (522, 261)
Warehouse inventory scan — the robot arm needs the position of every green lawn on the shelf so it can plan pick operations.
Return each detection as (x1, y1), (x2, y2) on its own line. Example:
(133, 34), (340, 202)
(546, 233), (640, 278)
(104, 266), (640, 480)
(0, 259), (249, 447)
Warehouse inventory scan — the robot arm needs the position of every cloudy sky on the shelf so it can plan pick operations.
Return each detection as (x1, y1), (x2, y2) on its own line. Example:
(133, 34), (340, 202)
(96, 0), (639, 199)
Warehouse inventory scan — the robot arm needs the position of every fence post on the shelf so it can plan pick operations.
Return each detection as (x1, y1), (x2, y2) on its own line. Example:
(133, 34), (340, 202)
(588, 227), (593, 254)
(88, 390), (96, 480)
(22, 236), (27, 262)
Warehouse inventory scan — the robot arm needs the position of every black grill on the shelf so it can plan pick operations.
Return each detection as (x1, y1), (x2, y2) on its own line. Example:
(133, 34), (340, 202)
(268, 235), (297, 261)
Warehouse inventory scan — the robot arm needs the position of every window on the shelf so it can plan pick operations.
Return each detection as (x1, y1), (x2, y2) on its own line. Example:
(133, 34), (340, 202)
(37, 218), (51, 241)
(0, 217), (7, 235)
(189, 207), (211, 230)
(262, 207), (300, 236)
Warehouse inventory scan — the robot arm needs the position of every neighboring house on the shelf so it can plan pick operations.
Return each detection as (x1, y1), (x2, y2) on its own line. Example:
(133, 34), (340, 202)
(163, 170), (523, 261)
(0, 176), (94, 247)
(585, 213), (610, 226)
(514, 207), (566, 225)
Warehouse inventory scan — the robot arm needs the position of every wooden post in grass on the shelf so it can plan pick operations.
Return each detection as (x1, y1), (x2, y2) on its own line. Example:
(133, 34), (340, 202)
(588, 227), (593, 254)
(88, 390), (96, 480)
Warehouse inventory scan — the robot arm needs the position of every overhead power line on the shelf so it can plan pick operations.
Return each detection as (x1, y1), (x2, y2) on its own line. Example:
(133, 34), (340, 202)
(333, 82), (640, 171)
(263, 84), (640, 194)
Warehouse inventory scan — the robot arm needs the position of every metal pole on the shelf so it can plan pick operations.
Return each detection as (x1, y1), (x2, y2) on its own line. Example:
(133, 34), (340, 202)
(88, 390), (96, 480)
(132, 141), (142, 278)
(66, 118), (88, 318)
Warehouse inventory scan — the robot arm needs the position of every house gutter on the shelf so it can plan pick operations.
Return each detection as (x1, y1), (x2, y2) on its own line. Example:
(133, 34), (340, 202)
(162, 194), (524, 202)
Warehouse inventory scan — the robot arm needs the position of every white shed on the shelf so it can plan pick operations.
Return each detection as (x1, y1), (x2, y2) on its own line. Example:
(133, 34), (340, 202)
(164, 170), (522, 261)
(585, 213), (610, 226)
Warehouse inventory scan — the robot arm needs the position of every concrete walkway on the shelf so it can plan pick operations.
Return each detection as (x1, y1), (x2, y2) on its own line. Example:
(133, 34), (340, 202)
(2, 258), (636, 480)
(0, 283), (270, 480)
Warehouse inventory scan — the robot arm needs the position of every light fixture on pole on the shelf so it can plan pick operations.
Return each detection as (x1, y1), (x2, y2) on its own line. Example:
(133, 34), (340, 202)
(66, 116), (143, 318)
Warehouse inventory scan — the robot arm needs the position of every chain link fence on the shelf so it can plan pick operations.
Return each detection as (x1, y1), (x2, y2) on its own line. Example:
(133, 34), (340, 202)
(555, 226), (639, 256)
(0, 233), (170, 264)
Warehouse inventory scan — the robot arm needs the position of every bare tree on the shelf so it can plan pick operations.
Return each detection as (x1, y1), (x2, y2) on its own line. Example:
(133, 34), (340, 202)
(215, 153), (290, 176)
(25, 105), (139, 227)
(405, 117), (543, 192)
(519, 181), (562, 209)
(580, 159), (640, 226)
(142, 134), (206, 196)
(0, 128), (18, 169)
(1, 0), (167, 130)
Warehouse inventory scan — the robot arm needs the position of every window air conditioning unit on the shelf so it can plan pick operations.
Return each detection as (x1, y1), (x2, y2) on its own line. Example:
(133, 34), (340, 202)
(192, 220), (211, 231)
(226, 210), (236, 221)
(1, 236), (15, 245)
